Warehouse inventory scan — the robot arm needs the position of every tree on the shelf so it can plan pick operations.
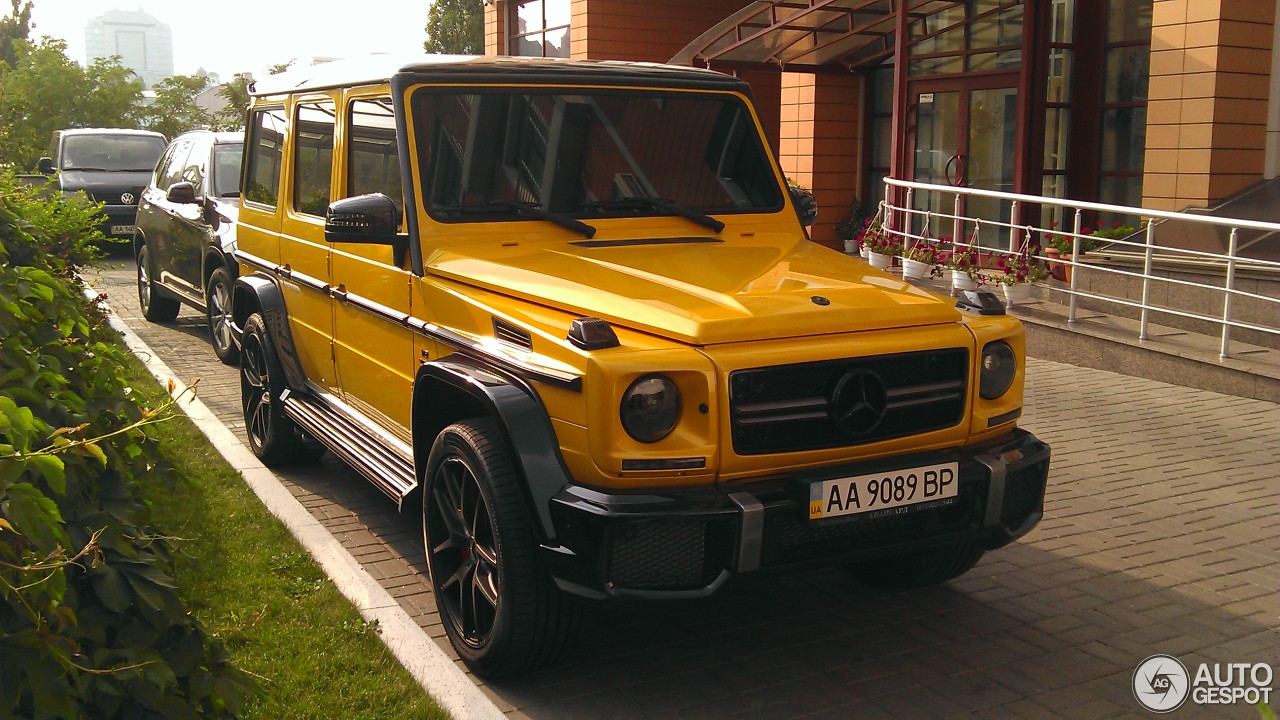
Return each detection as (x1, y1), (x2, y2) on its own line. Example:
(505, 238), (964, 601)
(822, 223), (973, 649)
(79, 56), (145, 128)
(0, 38), (141, 169)
(268, 60), (294, 75)
(142, 73), (211, 140)
(0, 0), (32, 68)
(423, 0), (482, 55)
(211, 72), (251, 131)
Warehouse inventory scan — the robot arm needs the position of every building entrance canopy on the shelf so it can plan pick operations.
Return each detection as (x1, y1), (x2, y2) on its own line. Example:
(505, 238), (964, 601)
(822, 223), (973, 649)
(670, 0), (961, 71)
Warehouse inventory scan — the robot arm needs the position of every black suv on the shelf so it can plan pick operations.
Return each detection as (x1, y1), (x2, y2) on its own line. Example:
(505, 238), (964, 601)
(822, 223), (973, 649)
(133, 130), (244, 363)
(39, 128), (168, 241)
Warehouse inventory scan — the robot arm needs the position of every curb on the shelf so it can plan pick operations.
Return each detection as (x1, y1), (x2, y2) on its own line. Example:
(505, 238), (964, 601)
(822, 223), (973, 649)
(91, 286), (506, 720)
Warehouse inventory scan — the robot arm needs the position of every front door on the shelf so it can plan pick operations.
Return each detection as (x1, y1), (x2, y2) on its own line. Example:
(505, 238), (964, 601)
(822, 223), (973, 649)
(910, 78), (1018, 245)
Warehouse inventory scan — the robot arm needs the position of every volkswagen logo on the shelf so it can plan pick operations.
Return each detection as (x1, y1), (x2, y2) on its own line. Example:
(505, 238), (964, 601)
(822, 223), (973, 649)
(120, 192), (136, 205)
(829, 369), (887, 436)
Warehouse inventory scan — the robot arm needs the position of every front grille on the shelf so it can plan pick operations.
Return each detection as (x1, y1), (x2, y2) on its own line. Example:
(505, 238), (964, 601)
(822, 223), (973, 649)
(1000, 459), (1048, 527)
(729, 348), (968, 455)
(86, 189), (143, 206)
(760, 474), (987, 567)
(607, 517), (734, 591)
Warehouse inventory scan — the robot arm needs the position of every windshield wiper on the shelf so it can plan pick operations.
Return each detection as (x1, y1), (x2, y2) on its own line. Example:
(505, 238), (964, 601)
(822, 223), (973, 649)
(582, 197), (725, 234)
(435, 201), (596, 239)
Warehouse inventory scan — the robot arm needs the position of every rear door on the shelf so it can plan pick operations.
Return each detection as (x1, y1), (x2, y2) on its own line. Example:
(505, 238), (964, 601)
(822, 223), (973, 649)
(141, 135), (195, 291)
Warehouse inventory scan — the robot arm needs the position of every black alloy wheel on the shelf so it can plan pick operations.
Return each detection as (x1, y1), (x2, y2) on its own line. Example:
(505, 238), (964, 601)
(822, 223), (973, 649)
(239, 313), (320, 466)
(423, 419), (579, 677)
(136, 242), (180, 322)
(205, 265), (239, 365)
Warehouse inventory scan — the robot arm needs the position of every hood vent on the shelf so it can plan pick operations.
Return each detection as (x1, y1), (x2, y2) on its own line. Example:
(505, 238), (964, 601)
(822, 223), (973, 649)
(492, 318), (533, 352)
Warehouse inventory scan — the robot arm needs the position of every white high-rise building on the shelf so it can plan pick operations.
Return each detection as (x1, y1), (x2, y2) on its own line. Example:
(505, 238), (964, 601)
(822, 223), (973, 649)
(85, 9), (174, 89)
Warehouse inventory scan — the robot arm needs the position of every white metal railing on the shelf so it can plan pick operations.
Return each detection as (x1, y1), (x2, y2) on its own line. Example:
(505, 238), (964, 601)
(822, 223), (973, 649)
(879, 178), (1280, 359)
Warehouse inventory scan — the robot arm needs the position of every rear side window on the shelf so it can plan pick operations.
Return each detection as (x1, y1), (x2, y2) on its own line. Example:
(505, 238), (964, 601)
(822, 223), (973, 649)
(244, 108), (286, 207)
(180, 136), (210, 191)
(294, 101), (335, 216)
(348, 98), (402, 215)
(154, 138), (192, 192)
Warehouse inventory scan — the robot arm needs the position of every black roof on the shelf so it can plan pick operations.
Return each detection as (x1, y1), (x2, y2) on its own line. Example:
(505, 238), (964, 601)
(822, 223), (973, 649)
(251, 54), (749, 97)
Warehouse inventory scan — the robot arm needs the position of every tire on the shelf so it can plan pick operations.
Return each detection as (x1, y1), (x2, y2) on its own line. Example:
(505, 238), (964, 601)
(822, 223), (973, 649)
(846, 541), (985, 590)
(205, 265), (239, 365)
(239, 313), (322, 466)
(423, 418), (580, 677)
(136, 242), (180, 322)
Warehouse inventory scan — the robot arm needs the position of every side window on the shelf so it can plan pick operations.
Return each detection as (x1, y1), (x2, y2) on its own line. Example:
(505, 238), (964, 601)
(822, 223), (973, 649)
(180, 137), (209, 192)
(244, 108), (286, 207)
(294, 101), (335, 217)
(348, 98), (402, 218)
(156, 138), (193, 192)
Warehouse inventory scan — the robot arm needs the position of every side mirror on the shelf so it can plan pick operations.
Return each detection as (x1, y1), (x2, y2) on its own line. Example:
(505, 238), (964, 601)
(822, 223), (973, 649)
(325, 193), (404, 246)
(37, 157), (55, 174)
(789, 185), (817, 227)
(167, 181), (199, 204)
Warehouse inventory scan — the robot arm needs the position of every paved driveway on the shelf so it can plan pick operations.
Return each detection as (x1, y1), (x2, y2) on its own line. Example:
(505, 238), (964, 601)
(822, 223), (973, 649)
(89, 258), (1278, 720)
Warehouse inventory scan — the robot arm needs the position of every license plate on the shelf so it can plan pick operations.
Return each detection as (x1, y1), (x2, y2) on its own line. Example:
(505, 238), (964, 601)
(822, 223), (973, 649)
(808, 461), (959, 521)
(110, 225), (135, 236)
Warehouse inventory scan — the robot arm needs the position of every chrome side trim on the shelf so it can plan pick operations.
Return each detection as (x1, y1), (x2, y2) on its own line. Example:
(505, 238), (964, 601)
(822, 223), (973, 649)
(238, 251), (583, 391)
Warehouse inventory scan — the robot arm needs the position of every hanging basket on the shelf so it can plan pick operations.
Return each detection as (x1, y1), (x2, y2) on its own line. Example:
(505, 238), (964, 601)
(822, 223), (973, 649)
(952, 270), (978, 292)
(1002, 282), (1032, 305)
(868, 251), (893, 269)
(902, 257), (931, 280)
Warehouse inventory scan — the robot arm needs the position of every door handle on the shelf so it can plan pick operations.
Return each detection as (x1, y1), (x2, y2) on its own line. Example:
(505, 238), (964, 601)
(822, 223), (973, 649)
(946, 154), (966, 186)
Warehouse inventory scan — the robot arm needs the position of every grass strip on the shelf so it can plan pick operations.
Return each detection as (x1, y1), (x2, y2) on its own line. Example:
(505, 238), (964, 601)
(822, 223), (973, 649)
(118, 352), (449, 720)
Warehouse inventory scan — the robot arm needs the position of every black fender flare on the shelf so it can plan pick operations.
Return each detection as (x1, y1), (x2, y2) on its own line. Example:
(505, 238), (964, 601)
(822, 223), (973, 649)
(412, 356), (573, 539)
(201, 247), (238, 291)
(232, 274), (306, 390)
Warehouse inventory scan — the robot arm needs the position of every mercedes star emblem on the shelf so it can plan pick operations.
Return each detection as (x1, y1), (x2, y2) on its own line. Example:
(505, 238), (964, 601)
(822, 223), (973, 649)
(830, 369), (887, 436)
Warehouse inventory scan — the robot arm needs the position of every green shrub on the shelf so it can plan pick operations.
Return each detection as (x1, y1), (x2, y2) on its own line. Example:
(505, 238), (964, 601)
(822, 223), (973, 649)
(0, 171), (259, 719)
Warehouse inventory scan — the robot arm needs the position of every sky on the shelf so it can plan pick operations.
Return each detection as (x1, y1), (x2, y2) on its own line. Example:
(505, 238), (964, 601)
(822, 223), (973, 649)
(28, 0), (435, 81)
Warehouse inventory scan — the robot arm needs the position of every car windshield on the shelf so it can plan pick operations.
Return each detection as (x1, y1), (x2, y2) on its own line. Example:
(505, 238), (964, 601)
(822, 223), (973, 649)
(61, 134), (166, 172)
(211, 143), (243, 198)
(412, 87), (784, 223)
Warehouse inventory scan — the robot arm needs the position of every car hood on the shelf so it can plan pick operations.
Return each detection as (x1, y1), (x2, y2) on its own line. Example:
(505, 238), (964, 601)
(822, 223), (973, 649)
(426, 234), (961, 345)
(58, 170), (152, 199)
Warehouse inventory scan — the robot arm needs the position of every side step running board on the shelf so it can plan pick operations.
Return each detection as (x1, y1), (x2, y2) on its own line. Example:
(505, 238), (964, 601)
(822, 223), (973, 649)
(281, 391), (417, 508)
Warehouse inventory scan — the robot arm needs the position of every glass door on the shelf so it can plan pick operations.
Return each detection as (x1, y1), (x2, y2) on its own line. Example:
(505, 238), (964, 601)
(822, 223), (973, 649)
(910, 80), (1018, 245)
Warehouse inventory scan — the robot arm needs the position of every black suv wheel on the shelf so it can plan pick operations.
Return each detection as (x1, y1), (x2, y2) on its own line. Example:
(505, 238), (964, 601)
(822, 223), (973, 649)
(205, 266), (239, 365)
(136, 242), (180, 322)
(240, 313), (321, 466)
(423, 418), (579, 677)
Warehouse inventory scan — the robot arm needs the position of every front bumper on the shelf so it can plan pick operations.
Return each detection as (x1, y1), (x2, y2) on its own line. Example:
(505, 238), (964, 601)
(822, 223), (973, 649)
(98, 205), (139, 239)
(542, 428), (1050, 600)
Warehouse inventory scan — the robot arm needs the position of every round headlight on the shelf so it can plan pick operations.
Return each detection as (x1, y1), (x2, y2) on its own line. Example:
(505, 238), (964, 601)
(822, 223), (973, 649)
(980, 341), (1017, 400)
(620, 375), (681, 443)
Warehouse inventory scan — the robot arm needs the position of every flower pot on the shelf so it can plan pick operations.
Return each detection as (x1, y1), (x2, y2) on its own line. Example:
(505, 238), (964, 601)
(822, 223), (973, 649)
(901, 258), (931, 280)
(1045, 247), (1072, 283)
(951, 269), (978, 292)
(860, 246), (870, 260)
(843, 238), (858, 254)
(1002, 282), (1032, 306)
(867, 251), (892, 269)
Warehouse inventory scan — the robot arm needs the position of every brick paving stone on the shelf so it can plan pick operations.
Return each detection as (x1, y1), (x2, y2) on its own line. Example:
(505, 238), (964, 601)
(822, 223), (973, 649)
(87, 260), (1280, 720)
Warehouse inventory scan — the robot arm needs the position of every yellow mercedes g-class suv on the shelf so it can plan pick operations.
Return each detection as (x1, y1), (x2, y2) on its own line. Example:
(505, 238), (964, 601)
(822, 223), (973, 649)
(233, 56), (1049, 677)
